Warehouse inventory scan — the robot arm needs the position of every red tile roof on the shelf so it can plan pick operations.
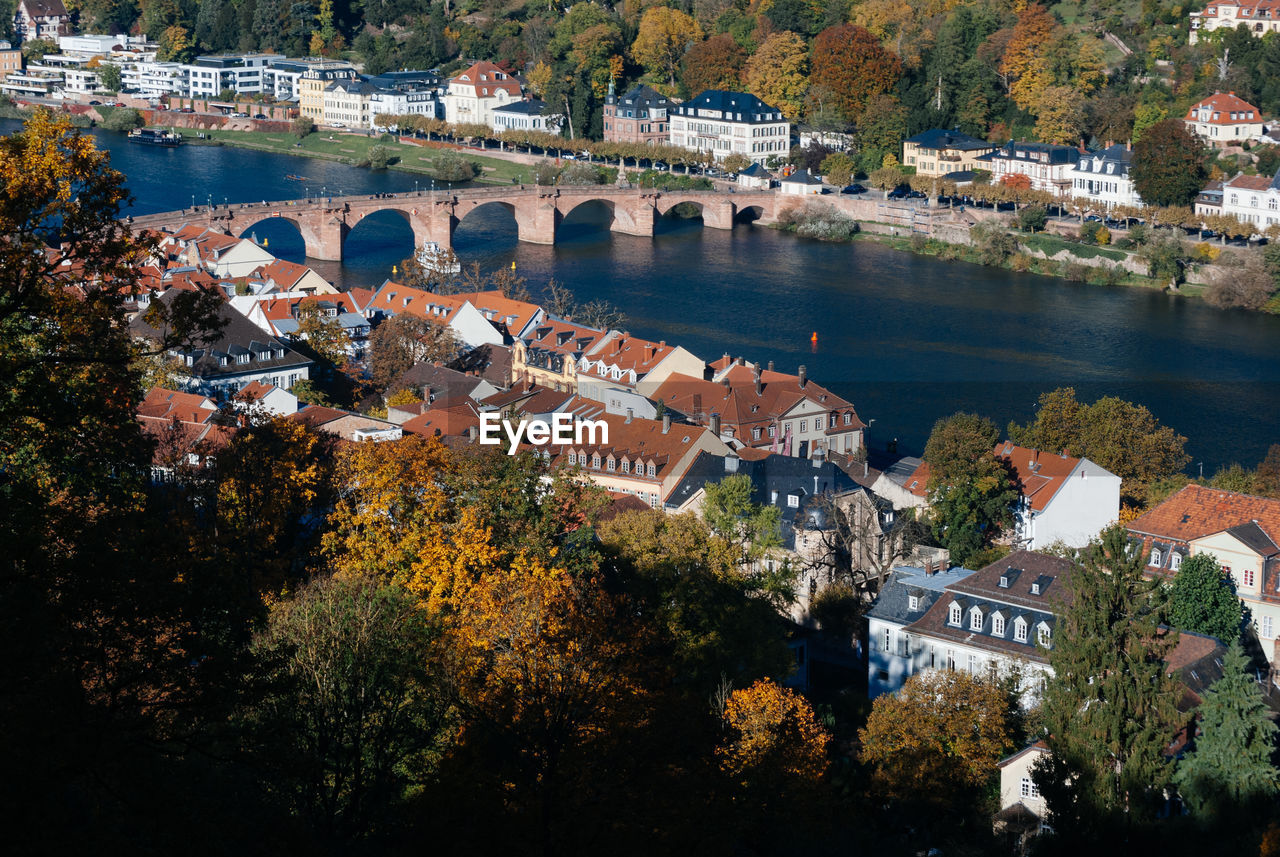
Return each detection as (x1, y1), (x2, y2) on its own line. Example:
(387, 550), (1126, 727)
(254, 259), (314, 289)
(450, 61), (522, 97)
(579, 332), (675, 381)
(1186, 91), (1262, 125)
(1225, 173), (1274, 192)
(995, 442), (1082, 513)
(449, 290), (542, 337)
(1127, 484), (1280, 543)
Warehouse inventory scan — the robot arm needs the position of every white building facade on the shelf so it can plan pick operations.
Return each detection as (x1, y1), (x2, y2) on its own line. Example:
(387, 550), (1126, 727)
(1068, 143), (1145, 210)
(669, 89), (790, 165)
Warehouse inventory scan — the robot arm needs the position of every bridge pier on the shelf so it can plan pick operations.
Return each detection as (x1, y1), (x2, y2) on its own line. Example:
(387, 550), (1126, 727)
(525, 200), (559, 245)
(702, 200), (736, 231)
(299, 212), (349, 262)
(610, 200), (656, 238)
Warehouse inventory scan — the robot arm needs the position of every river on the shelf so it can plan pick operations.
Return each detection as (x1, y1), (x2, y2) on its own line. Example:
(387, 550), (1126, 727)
(12, 119), (1279, 471)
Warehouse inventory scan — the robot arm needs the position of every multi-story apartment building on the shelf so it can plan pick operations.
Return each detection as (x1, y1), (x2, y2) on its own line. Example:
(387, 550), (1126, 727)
(574, 331), (704, 404)
(1191, 0), (1280, 43)
(368, 71), (441, 126)
(443, 60), (522, 126)
(976, 140), (1082, 195)
(902, 128), (997, 178)
(1067, 142), (1144, 210)
(13, 0), (71, 43)
(298, 61), (359, 123)
(1184, 91), (1265, 145)
(181, 53), (284, 100)
(669, 89), (790, 164)
(651, 357), (865, 459)
(1215, 169), (1280, 231)
(1128, 484), (1280, 665)
(511, 318), (609, 392)
(323, 77), (378, 127)
(603, 82), (671, 145)
(0, 40), (20, 78)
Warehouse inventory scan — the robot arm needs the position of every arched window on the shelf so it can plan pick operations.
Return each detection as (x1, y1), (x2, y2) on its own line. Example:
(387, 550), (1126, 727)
(1013, 617), (1028, 643)
(949, 602), (962, 626)
(993, 614), (1006, 637)
(969, 606), (984, 631)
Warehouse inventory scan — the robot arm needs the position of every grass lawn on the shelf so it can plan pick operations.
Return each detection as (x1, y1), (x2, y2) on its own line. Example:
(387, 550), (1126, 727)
(172, 127), (534, 185)
(1021, 233), (1128, 262)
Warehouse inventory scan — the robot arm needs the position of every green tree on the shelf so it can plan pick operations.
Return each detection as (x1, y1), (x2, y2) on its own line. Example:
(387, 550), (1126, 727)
(855, 94), (909, 174)
(1173, 639), (1279, 821)
(701, 473), (792, 604)
(97, 63), (122, 93)
(1034, 526), (1181, 838)
(1009, 388), (1190, 506)
(744, 30), (808, 118)
(99, 107), (144, 131)
(291, 115), (314, 138)
(368, 312), (459, 395)
(1017, 205), (1048, 233)
(1131, 119), (1207, 208)
(295, 300), (350, 366)
(1168, 552), (1242, 643)
(431, 149), (479, 182)
(820, 151), (856, 186)
(923, 413), (1018, 567)
(243, 574), (447, 841)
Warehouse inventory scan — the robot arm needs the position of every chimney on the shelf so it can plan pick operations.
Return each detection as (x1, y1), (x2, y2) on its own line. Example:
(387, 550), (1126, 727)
(709, 412), (721, 435)
(662, 412), (671, 434)
(1078, 138), (1086, 154)
(798, 365), (807, 389)
(625, 407), (633, 423)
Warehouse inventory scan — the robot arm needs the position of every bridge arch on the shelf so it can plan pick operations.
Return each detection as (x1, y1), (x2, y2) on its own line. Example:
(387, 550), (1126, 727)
(555, 197), (616, 242)
(236, 214), (306, 259)
(342, 208), (417, 265)
(735, 204), (765, 224)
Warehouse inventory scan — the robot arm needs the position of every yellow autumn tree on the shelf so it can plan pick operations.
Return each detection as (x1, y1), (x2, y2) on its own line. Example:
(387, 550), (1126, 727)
(631, 5), (703, 90)
(744, 31), (809, 119)
(1032, 84), (1085, 144)
(526, 60), (553, 98)
(1001, 3), (1056, 111)
(718, 679), (830, 796)
(859, 670), (1012, 803)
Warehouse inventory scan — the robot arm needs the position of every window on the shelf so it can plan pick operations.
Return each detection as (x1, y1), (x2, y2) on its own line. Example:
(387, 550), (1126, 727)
(567, 452), (577, 465)
(908, 595), (919, 611)
(647, 463), (656, 477)
(606, 457), (616, 472)
(620, 460), (630, 473)
(1150, 548), (1162, 567)
(752, 427), (762, 440)
(993, 614), (1005, 636)
(968, 654), (978, 674)
(969, 606), (983, 631)
(1038, 625), (1052, 648)
(768, 426), (776, 438)
(1263, 615), (1275, 639)
(1170, 552), (1182, 571)
(1021, 777), (1040, 799)
(1014, 618), (1028, 643)
(844, 413), (852, 425)
(882, 628), (891, 652)
(1244, 566), (1256, 587)
(949, 602), (962, 626)
(592, 454), (601, 468)
(946, 649), (956, 671)
(787, 494), (800, 508)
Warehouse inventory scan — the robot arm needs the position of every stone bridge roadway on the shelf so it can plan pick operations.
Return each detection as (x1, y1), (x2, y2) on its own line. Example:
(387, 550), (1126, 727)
(125, 185), (789, 262)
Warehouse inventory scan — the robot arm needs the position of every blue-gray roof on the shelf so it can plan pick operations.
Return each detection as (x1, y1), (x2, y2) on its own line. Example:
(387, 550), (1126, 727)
(782, 168), (823, 185)
(905, 128), (993, 152)
(493, 98), (552, 116)
(610, 84), (670, 114)
(738, 162), (771, 177)
(1072, 143), (1132, 178)
(978, 140), (1082, 166)
(673, 90), (785, 122)
(867, 565), (977, 625)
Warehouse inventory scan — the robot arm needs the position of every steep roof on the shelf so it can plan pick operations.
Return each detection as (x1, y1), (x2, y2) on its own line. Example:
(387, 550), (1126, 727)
(1127, 484), (1280, 544)
(781, 168), (823, 185)
(612, 84), (671, 113)
(522, 316), (608, 358)
(447, 290), (542, 338)
(449, 61), (521, 97)
(394, 361), (486, 401)
(947, 549), (1078, 610)
(673, 90), (786, 121)
(905, 128), (994, 151)
(1224, 172), (1277, 192)
(994, 442), (1117, 513)
(978, 140), (1082, 166)
(579, 331), (676, 381)
(20, 0), (69, 17)
(1186, 91), (1262, 125)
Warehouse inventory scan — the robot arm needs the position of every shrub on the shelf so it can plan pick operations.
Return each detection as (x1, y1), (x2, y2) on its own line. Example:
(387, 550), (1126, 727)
(970, 220), (1019, 265)
(1010, 252), (1033, 272)
(557, 161), (604, 185)
(1061, 261), (1090, 281)
(909, 233), (928, 252)
(1078, 221), (1102, 244)
(362, 145), (394, 170)
(291, 116), (314, 138)
(532, 159), (559, 185)
(99, 107), (142, 131)
(778, 203), (859, 241)
(1193, 241), (1221, 262)
(1017, 205), (1048, 233)
(1095, 225), (1111, 245)
(431, 149), (478, 182)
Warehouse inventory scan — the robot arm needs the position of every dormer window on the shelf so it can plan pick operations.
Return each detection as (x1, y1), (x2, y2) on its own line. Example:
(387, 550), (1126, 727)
(992, 614), (1006, 637)
(1037, 623), (1052, 648)
(949, 602), (962, 626)
(1150, 548), (1162, 567)
(999, 574), (1010, 588)
(969, 606), (984, 631)
(567, 452), (576, 465)
(1170, 552), (1182, 571)
(646, 463), (656, 477)
(592, 454), (601, 468)
(787, 494), (800, 508)
(620, 460), (630, 473)
(908, 595), (919, 611)
(606, 457), (616, 472)
(1013, 617), (1028, 643)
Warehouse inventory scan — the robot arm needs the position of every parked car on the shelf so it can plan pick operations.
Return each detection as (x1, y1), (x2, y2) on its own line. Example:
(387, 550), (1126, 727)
(888, 187), (909, 200)
(230, 111), (248, 118)
(907, 190), (927, 199)
(178, 107), (194, 113)
(841, 183), (867, 194)
(253, 113), (267, 120)
(88, 100), (101, 105)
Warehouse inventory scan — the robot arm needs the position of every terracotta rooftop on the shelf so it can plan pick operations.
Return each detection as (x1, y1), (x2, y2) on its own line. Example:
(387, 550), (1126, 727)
(450, 60), (522, 97)
(1186, 91), (1262, 124)
(449, 290), (542, 338)
(1127, 484), (1280, 543)
(995, 442), (1087, 513)
(579, 331), (675, 380)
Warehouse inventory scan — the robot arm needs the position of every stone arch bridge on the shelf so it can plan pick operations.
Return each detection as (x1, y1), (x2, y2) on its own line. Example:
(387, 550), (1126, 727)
(125, 186), (789, 262)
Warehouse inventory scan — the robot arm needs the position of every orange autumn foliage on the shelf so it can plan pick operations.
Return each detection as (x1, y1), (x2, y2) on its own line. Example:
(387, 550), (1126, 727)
(859, 670), (1012, 800)
(718, 680), (830, 788)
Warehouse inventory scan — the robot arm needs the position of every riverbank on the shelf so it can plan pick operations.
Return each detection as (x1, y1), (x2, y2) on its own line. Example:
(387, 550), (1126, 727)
(159, 126), (530, 185)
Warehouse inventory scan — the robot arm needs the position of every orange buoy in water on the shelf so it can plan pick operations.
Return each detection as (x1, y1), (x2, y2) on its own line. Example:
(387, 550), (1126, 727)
(810, 331), (818, 343)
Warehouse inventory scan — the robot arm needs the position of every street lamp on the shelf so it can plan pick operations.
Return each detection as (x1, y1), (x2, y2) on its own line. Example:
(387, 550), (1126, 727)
(414, 179), (419, 194)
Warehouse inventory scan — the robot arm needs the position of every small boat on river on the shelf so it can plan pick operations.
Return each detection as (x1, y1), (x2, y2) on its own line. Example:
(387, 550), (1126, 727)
(284, 174), (310, 181)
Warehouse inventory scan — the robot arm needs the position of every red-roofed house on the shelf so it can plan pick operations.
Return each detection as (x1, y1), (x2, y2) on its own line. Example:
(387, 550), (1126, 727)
(252, 259), (337, 295)
(287, 405), (402, 442)
(136, 386), (236, 481)
(367, 280), (505, 349)
(1191, 1), (1280, 43)
(1184, 91), (1265, 144)
(14, 0), (71, 43)
(447, 290), (544, 341)
(1128, 484), (1280, 664)
(444, 61), (523, 126)
(995, 442), (1120, 549)
(163, 226), (276, 278)
(651, 358), (865, 460)
(1218, 168), (1280, 231)
(512, 318), (609, 393)
(576, 330), (704, 401)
